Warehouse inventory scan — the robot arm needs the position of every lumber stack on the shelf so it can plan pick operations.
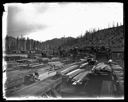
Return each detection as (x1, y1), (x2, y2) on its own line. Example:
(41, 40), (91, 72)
(61, 65), (79, 75)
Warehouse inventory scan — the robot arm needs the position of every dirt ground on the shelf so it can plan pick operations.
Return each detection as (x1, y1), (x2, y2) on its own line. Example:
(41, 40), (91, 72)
(60, 73), (118, 98)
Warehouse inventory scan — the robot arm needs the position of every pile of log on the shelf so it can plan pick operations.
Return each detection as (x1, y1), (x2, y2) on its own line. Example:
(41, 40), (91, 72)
(61, 59), (124, 95)
(61, 61), (93, 85)
(72, 71), (91, 85)
(66, 69), (84, 79)
(61, 65), (79, 75)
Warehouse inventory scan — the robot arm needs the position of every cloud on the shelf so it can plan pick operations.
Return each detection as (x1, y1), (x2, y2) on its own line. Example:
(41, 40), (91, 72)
(5, 3), (123, 41)
(7, 3), (48, 37)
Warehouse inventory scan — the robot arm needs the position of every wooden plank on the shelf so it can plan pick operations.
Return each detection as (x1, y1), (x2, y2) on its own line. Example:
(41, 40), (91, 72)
(66, 69), (81, 76)
(61, 65), (78, 75)
(77, 71), (91, 82)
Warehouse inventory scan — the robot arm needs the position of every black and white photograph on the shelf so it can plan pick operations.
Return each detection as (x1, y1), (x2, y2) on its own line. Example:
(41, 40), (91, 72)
(2, 2), (124, 100)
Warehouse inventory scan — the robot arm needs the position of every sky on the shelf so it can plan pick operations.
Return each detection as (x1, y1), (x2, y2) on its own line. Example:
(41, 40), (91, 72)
(4, 2), (123, 42)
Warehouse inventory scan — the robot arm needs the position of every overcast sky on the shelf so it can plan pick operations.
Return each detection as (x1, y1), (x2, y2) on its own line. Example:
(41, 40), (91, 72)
(5, 2), (123, 42)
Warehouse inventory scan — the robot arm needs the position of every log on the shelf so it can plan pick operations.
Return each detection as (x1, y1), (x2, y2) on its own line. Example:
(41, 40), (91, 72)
(80, 62), (88, 68)
(91, 63), (104, 71)
(72, 71), (85, 82)
(76, 71), (91, 82)
(61, 65), (78, 75)
(92, 63), (112, 72)
(72, 71), (90, 85)
(66, 69), (81, 76)
(68, 69), (85, 79)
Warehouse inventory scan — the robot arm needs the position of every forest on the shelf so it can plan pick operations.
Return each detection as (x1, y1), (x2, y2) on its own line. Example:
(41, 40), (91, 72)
(5, 24), (124, 55)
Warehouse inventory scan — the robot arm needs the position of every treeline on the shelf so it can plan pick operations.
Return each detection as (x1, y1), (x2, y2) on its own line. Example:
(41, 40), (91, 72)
(5, 24), (124, 54)
(5, 36), (74, 54)
(61, 25), (124, 50)
(5, 36), (43, 53)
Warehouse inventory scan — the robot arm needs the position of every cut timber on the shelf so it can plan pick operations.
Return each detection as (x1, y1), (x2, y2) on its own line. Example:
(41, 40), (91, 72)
(66, 69), (81, 76)
(69, 69), (85, 79)
(80, 62), (88, 68)
(76, 71), (91, 82)
(72, 71), (86, 82)
(61, 65), (78, 75)
(97, 63), (111, 71)
(66, 69), (85, 79)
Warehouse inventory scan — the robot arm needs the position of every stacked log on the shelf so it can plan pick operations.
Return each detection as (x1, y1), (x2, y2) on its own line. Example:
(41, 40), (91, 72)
(111, 64), (124, 96)
(66, 69), (85, 79)
(72, 71), (85, 82)
(61, 65), (78, 75)
(79, 62), (88, 68)
(92, 62), (112, 72)
(66, 69), (80, 76)
(72, 71), (90, 85)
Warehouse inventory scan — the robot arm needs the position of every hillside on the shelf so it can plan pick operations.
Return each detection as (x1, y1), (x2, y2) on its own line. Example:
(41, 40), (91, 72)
(5, 25), (124, 54)
(42, 37), (75, 50)
(59, 25), (124, 50)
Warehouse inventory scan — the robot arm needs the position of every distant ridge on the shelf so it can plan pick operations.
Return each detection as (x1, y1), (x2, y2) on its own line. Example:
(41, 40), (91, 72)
(58, 25), (124, 50)
(5, 25), (124, 53)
